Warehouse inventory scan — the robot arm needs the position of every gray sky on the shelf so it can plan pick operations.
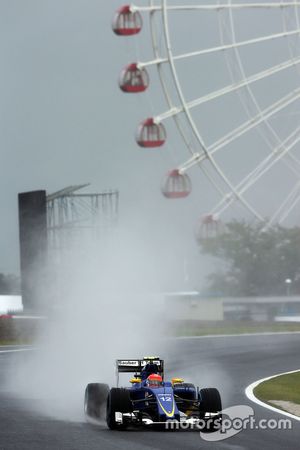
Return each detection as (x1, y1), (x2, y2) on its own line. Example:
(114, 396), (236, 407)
(0, 0), (204, 277)
(1, 0), (300, 277)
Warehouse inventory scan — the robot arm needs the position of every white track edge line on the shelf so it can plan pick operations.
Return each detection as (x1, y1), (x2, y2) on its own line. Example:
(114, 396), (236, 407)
(0, 348), (33, 354)
(245, 369), (300, 422)
(173, 330), (300, 339)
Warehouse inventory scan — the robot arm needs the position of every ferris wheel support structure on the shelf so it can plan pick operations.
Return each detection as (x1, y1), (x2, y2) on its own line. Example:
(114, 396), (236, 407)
(113, 2), (300, 228)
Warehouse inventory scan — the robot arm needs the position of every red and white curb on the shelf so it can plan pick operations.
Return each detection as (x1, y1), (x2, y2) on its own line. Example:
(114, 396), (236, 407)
(245, 369), (300, 422)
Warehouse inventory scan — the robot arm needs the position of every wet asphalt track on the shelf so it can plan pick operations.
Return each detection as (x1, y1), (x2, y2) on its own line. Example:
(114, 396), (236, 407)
(0, 334), (300, 450)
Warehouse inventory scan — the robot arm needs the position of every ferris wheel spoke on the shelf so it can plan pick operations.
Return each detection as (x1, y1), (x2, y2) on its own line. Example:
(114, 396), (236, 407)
(149, 0), (199, 158)
(155, 55), (300, 122)
(159, 0), (265, 220)
(237, 126), (300, 194)
(208, 88), (300, 164)
(265, 181), (300, 227)
(131, 2), (300, 12)
(140, 28), (300, 69)
(148, 0), (234, 200)
(188, 56), (300, 110)
(217, 0), (300, 197)
(231, 127), (300, 199)
(214, 0), (300, 222)
(114, 2), (300, 224)
(210, 126), (300, 217)
(278, 191), (300, 224)
(163, 87), (300, 174)
(221, 1), (294, 162)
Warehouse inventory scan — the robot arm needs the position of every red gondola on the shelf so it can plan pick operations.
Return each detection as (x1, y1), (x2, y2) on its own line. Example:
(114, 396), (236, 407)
(202, 214), (217, 225)
(119, 64), (149, 93)
(112, 5), (143, 36)
(161, 169), (192, 199)
(197, 214), (220, 239)
(136, 118), (166, 147)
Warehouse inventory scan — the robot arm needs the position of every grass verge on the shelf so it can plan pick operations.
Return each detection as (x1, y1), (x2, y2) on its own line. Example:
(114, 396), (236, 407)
(0, 340), (31, 346)
(171, 320), (300, 337)
(254, 371), (300, 405)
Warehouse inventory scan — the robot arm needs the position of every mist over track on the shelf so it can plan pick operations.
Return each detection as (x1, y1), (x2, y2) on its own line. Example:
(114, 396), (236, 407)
(0, 334), (300, 449)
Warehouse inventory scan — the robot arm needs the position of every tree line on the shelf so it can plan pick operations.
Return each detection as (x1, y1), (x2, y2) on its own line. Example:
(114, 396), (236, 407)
(198, 221), (300, 297)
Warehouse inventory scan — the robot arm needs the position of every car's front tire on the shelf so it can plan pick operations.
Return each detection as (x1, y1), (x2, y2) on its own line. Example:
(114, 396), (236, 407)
(199, 387), (222, 431)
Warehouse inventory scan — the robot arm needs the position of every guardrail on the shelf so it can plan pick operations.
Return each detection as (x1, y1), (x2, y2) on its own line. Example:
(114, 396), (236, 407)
(223, 296), (300, 321)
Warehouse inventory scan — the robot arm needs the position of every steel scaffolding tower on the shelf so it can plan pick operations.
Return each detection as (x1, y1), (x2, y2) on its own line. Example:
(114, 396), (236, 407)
(46, 184), (119, 251)
(45, 184), (119, 306)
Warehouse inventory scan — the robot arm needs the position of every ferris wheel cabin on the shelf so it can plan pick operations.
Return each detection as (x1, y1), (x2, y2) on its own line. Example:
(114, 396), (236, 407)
(119, 64), (149, 93)
(162, 169), (192, 199)
(112, 5), (143, 36)
(197, 214), (220, 239)
(136, 118), (166, 147)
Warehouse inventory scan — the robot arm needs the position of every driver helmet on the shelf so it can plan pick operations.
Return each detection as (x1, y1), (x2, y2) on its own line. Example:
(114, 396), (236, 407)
(147, 373), (163, 387)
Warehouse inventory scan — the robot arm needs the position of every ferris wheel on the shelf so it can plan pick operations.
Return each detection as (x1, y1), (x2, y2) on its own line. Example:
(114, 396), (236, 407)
(112, 1), (300, 231)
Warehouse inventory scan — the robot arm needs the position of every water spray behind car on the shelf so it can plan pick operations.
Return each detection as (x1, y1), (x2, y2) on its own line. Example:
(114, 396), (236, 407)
(7, 224), (171, 421)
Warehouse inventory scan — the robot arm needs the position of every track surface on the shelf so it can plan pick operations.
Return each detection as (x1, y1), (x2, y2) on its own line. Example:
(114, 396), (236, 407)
(1, 335), (300, 449)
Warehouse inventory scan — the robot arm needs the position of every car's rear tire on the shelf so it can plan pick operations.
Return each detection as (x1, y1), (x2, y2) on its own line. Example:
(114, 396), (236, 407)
(106, 388), (133, 430)
(199, 388), (222, 432)
(84, 383), (109, 419)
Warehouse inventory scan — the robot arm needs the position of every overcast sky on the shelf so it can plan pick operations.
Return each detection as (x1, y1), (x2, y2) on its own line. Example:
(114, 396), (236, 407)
(0, 0), (201, 276)
(1, 1), (300, 277)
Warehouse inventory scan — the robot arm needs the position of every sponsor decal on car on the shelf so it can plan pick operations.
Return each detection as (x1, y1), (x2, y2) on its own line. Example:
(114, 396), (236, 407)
(118, 360), (139, 366)
(141, 360), (161, 367)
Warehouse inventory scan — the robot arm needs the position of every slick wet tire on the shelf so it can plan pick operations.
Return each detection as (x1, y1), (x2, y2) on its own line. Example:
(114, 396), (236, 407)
(199, 388), (222, 432)
(106, 388), (133, 430)
(199, 388), (222, 413)
(84, 383), (109, 419)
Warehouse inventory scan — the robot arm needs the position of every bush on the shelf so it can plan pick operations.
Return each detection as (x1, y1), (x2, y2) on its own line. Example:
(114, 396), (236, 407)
(0, 317), (15, 342)
(0, 317), (40, 343)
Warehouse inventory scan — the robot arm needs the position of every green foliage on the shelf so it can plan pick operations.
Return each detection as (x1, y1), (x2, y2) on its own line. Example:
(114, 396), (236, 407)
(0, 317), (15, 341)
(254, 372), (300, 405)
(172, 321), (300, 337)
(198, 221), (300, 296)
(0, 317), (37, 344)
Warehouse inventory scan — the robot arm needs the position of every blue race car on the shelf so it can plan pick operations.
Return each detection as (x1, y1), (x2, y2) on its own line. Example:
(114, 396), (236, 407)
(84, 356), (222, 430)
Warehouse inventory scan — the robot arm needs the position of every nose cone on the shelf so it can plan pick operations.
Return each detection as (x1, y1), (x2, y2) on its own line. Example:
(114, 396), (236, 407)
(156, 393), (176, 417)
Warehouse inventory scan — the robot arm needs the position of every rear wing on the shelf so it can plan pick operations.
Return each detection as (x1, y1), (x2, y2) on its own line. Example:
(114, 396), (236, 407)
(116, 357), (164, 386)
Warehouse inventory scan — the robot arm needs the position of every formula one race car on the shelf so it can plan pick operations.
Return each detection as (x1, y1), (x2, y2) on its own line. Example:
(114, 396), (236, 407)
(84, 357), (222, 430)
